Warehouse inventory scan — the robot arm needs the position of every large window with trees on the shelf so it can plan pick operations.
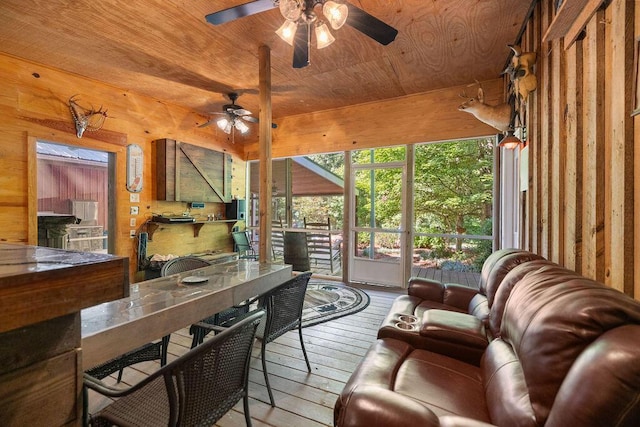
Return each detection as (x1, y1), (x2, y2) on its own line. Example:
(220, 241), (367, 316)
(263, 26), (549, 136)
(413, 138), (494, 272)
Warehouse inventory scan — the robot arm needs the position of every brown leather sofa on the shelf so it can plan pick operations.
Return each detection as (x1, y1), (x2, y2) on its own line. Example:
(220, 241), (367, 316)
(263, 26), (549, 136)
(335, 258), (640, 427)
(377, 249), (544, 365)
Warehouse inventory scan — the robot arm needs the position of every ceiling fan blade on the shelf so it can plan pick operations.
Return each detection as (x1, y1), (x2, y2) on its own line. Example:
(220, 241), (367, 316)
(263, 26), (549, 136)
(233, 108), (252, 116)
(241, 115), (259, 123)
(293, 23), (310, 68)
(198, 118), (217, 128)
(205, 0), (276, 25)
(345, 3), (398, 46)
(240, 116), (278, 128)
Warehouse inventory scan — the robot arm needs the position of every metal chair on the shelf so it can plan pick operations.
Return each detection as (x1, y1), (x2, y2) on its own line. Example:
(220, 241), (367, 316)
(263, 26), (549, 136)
(256, 271), (313, 406)
(271, 217), (285, 261)
(84, 310), (264, 427)
(232, 230), (258, 260)
(160, 255), (211, 276)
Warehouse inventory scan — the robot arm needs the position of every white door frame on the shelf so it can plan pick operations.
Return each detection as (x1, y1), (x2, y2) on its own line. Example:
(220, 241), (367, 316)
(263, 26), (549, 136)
(348, 158), (407, 287)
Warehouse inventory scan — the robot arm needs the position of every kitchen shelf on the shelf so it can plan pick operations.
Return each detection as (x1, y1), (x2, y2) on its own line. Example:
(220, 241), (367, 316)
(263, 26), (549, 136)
(146, 220), (237, 240)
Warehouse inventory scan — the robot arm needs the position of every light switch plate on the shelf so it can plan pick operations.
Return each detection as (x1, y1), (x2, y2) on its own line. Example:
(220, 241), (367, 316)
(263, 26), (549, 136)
(130, 206), (139, 215)
(130, 193), (140, 203)
(130, 218), (137, 227)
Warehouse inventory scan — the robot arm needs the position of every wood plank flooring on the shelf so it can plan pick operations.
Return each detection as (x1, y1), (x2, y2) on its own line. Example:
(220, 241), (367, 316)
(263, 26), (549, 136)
(86, 284), (404, 426)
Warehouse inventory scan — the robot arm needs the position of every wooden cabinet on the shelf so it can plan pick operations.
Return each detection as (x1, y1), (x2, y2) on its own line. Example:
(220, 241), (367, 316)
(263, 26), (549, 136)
(153, 138), (232, 203)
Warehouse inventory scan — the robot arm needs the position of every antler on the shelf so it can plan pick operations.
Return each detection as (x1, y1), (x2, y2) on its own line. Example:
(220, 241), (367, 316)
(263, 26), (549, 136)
(68, 95), (108, 138)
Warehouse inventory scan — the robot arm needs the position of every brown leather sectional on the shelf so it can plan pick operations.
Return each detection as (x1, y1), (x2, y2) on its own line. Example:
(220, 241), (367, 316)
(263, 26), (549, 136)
(335, 250), (640, 426)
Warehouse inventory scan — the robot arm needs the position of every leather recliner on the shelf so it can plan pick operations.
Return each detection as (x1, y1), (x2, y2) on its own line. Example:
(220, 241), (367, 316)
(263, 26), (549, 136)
(377, 249), (545, 365)
(334, 262), (640, 427)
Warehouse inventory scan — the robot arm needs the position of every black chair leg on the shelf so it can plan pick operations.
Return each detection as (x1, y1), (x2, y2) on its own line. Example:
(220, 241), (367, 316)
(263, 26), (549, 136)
(261, 339), (275, 407)
(243, 393), (253, 427)
(298, 324), (311, 372)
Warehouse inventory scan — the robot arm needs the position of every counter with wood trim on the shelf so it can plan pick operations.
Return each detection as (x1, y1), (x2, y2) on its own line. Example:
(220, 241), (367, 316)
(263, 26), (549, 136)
(0, 243), (129, 427)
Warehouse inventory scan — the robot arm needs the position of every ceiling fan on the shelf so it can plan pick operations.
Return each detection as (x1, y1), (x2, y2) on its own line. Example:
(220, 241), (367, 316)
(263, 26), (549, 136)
(205, 0), (398, 68)
(199, 92), (277, 141)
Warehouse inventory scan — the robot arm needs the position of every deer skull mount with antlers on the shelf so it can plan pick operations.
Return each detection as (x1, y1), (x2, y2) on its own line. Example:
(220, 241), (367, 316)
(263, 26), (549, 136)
(68, 95), (108, 138)
(458, 84), (513, 134)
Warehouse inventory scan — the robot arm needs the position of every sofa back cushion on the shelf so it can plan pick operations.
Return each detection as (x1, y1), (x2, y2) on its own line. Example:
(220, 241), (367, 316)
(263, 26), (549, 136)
(478, 248), (524, 296)
(488, 266), (640, 425)
(487, 259), (559, 338)
(482, 251), (544, 309)
(546, 325), (640, 427)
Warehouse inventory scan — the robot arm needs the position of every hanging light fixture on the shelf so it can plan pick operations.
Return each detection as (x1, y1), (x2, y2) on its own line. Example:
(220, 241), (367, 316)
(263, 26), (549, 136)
(322, 1), (348, 29)
(275, 0), (347, 51)
(235, 119), (250, 134)
(498, 130), (522, 150)
(315, 21), (335, 48)
(276, 19), (298, 45)
(216, 117), (232, 134)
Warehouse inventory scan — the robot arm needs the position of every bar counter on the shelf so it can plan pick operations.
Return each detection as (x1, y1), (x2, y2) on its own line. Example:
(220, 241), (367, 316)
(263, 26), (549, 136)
(82, 260), (292, 368)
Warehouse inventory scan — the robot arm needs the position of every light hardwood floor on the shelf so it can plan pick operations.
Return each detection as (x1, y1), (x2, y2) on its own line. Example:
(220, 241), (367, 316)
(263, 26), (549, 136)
(86, 284), (405, 426)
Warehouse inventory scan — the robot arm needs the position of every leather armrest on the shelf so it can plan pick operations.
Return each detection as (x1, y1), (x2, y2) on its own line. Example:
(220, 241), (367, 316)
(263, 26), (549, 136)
(336, 386), (440, 427)
(420, 310), (488, 349)
(408, 277), (445, 301)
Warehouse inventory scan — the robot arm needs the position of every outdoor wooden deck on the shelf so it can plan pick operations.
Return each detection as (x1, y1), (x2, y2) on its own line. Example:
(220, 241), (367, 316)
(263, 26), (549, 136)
(87, 270), (478, 426)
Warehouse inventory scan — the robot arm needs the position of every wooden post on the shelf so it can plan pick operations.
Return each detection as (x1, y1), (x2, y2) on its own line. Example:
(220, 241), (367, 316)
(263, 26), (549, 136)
(258, 45), (272, 263)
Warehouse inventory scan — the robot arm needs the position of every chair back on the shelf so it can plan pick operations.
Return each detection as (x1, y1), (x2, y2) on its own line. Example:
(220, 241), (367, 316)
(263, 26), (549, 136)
(271, 218), (285, 261)
(303, 217), (331, 229)
(161, 256), (211, 276)
(171, 310), (264, 426)
(261, 272), (312, 343)
(231, 231), (256, 259)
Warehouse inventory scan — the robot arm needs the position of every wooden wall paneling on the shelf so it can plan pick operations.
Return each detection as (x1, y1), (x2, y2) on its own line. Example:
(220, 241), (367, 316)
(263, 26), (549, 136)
(521, 18), (535, 251)
(539, 0), (553, 259)
(563, 40), (584, 273)
(243, 80), (506, 160)
(581, 11), (606, 281)
(0, 53), (246, 280)
(604, 0), (634, 293)
(550, 35), (566, 264)
(529, 1), (543, 254)
(635, 0), (640, 298)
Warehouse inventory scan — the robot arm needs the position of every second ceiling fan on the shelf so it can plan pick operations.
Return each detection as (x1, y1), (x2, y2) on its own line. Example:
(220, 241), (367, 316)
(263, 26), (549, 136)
(199, 92), (277, 142)
(205, 0), (398, 68)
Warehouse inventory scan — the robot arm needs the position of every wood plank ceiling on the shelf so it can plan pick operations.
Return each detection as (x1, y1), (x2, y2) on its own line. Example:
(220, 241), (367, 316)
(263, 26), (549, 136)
(0, 0), (532, 139)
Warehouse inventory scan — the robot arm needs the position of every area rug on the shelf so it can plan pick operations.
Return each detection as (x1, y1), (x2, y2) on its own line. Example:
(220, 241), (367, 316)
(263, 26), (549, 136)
(302, 280), (370, 327)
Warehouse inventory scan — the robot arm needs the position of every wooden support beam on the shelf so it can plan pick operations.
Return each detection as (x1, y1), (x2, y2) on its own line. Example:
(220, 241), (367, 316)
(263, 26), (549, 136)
(258, 45), (272, 263)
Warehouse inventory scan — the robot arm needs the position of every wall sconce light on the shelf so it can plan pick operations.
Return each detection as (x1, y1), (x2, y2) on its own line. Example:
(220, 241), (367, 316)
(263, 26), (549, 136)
(498, 129), (523, 150)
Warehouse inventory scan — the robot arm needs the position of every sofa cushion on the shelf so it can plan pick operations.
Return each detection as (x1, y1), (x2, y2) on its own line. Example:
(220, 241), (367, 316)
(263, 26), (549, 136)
(335, 338), (491, 425)
(482, 339), (536, 427)
(487, 259), (559, 337)
(546, 325), (640, 427)
(498, 266), (640, 425)
(420, 309), (487, 349)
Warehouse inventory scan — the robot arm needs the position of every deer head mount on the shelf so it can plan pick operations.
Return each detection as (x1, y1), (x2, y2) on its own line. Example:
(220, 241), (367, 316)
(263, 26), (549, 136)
(503, 44), (537, 101)
(458, 83), (513, 133)
(68, 95), (108, 138)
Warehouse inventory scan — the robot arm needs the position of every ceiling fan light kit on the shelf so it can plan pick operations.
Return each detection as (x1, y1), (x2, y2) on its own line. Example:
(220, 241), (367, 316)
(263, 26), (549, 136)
(205, 0), (398, 68)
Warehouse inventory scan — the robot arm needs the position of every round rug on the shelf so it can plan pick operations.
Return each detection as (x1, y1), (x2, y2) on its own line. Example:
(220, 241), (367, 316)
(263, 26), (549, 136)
(302, 280), (370, 327)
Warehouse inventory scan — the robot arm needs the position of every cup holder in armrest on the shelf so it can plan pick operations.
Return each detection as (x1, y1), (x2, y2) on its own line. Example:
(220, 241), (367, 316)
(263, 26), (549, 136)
(397, 314), (419, 324)
(394, 321), (417, 330)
